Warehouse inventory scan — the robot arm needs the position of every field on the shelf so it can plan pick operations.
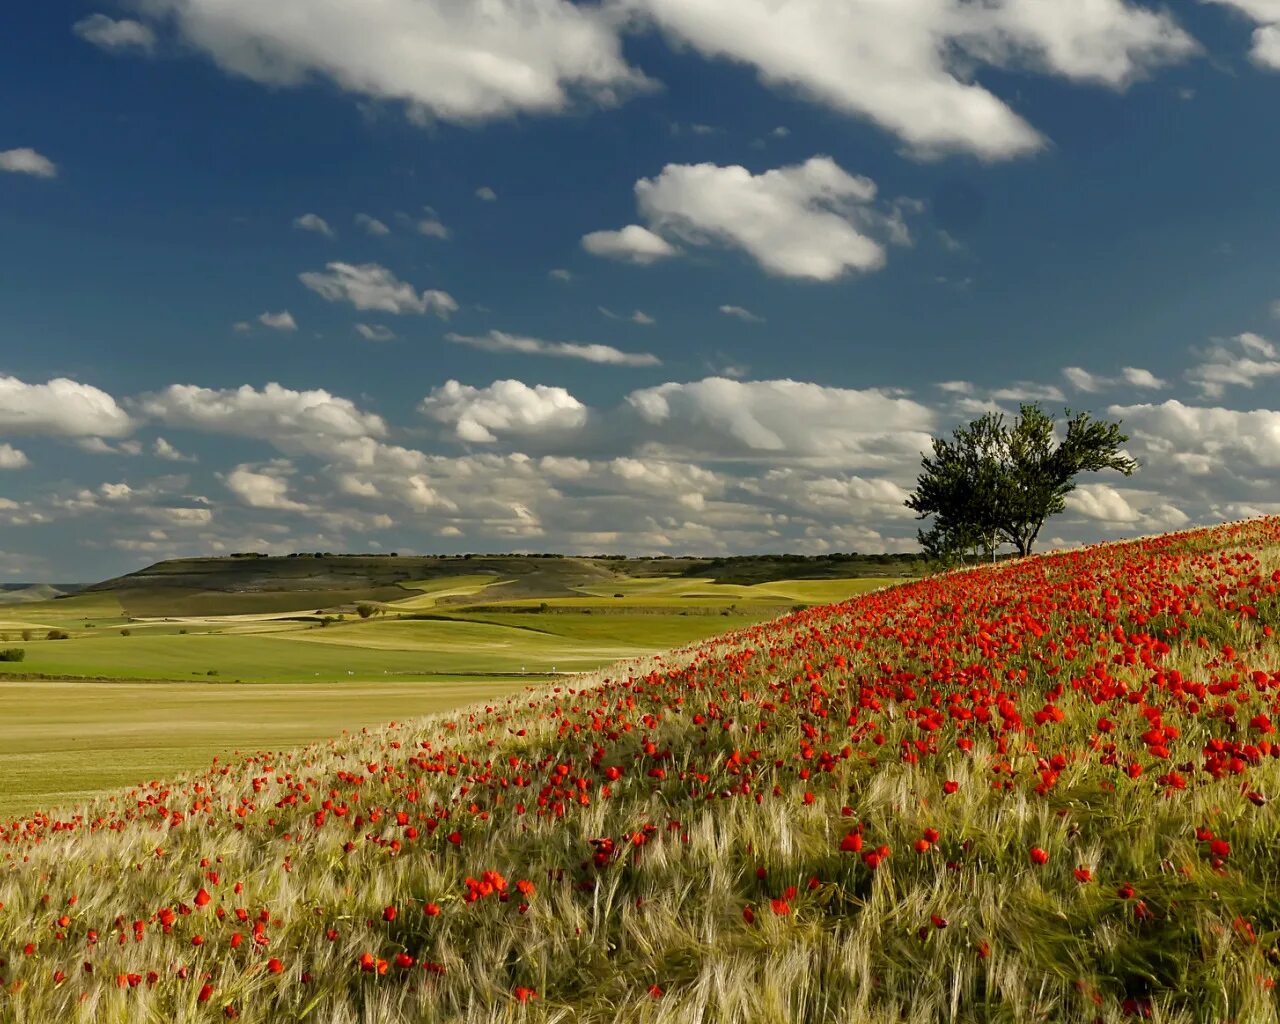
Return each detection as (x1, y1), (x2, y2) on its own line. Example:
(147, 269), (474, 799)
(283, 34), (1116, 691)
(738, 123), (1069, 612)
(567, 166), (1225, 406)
(0, 679), (532, 820)
(6, 523), (1280, 1022)
(0, 573), (896, 815)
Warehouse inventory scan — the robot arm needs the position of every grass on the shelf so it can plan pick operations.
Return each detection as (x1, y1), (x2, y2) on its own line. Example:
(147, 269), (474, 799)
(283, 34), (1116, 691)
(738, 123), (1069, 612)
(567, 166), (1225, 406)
(0, 679), (531, 819)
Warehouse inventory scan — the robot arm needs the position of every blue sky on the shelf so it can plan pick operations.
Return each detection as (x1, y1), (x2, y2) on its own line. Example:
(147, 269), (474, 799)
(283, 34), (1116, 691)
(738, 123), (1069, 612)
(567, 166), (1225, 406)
(3, 0), (1280, 581)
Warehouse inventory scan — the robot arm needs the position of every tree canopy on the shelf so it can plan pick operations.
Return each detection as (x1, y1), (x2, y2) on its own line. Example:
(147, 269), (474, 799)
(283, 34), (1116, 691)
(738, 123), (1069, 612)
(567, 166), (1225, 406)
(906, 404), (1138, 561)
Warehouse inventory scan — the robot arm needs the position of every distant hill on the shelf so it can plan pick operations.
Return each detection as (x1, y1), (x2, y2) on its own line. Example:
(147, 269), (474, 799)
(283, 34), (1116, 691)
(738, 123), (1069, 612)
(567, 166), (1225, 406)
(0, 583), (84, 605)
(78, 551), (928, 617)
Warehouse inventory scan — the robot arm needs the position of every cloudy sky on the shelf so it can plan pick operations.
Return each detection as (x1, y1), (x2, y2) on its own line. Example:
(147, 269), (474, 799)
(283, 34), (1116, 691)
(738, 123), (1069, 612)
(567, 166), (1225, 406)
(2, 1), (1280, 580)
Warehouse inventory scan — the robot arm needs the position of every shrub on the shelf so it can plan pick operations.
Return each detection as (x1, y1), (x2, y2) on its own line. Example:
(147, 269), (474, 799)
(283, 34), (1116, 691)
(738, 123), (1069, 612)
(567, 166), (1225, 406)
(356, 603), (375, 619)
(120, 629), (131, 637)
(0, 648), (25, 662)
(45, 629), (69, 641)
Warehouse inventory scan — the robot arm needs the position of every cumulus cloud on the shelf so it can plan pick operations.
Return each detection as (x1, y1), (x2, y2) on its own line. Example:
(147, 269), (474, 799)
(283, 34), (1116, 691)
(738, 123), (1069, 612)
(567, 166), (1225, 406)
(475, 186), (498, 201)
(258, 310), (297, 331)
(624, 157), (896, 280)
(354, 213), (390, 236)
(1206, 1), (1280, 68)
(581, 224), (677, 264)
(626, 0), (1195, 159)
(1122, 366), (1168, 389)
(720, 305), (764, 323)
(73, 13), (156, 53)
(420, 379), (589, 443)
(417, 215), (451, 239)
(224, 463), (309, 511)
(138, 383), (387, 452)
(0, 443), (29, 469)
(0, 376), (133, 437)
(292, 212), (334, 236)
(299, 262), (457, 317)
(1066, 482), (1143, 523)
(153, 437), (194, 462)
(0, 148), (57, 178)
(1110, 399), (1280, 471)
(137, 0), (650, 123)
(1063, 365), (1167, 392)
(355, 324), (396, 342)
(1186, 332), (1280, 397)
(625, 377), (935, 466)
(445, 329), (660, 367)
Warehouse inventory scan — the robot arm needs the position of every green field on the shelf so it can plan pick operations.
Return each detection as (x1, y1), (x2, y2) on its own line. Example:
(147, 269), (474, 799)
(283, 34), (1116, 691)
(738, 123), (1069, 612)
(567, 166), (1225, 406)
(0, 678), (532, 819)
(0, 570), (901, 817)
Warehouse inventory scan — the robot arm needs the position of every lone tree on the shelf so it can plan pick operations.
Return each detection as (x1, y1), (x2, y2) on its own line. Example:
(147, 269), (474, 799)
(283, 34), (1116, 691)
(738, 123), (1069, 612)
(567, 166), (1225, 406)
(907, 404), (1138, 560)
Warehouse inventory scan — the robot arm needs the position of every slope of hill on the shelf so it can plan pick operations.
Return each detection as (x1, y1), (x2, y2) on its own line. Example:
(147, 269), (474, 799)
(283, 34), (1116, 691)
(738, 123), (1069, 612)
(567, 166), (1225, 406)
(76, 552), (929, 617)
(5, 521), (1279, 1022)
(0, 583), (83, 604)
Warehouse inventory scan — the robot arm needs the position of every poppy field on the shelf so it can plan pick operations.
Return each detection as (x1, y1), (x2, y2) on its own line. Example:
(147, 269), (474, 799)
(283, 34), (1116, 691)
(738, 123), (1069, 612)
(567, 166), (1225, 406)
(4, 520), (1280, 1022)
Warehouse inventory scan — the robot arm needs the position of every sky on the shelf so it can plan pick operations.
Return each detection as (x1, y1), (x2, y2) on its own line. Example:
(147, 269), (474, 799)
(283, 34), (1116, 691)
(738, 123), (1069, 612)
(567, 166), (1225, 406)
(2, 0), (1280, 582)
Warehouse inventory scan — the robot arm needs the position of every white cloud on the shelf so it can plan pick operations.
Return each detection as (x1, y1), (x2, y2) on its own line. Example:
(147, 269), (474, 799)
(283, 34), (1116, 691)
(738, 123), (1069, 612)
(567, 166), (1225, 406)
(1111, 399), (1280, 470)
(1122, 366), (1167, 389)
(625, 377), (935, 466)
(73, 14), (156, 53)
(153, 506), (214, 526)
(299, 262), (457, 317)
(138, 382), (387, 451)
(258, 310), (298, 331)
(420, 379), (588, 443)
(153, 437), (194, 462)
(0, 148), (57, 178)
(1063, 366), (1106, 392)
(581, 224), (678, 264)
(629, 157), (892, 280)
(1206, 2), (1280, 69)
(293, 212), (334, 236)
(224, 463), (309, 511)
(989, 382), (1066, 403)
(1187, 332), (1280, 397)
(719, 304), (764, 323)
(1063, 365), (1167, 392)
(354, 213), (390, 236)
(1066, 482), (1142, 523)
(100, 482), (133, 502)
(0, 443), (29, 469)
(599, 306), (655, 325)
(417, 216), (451, 239)
(445, 329), (660, 367)
(141, 0), (650, 123)
(475, 186), (498, 201)
(549, 268), (573, 282)
(355, 323), (396, 341)
(0, 376), (133, 437)
(627, 0), (1195, 159)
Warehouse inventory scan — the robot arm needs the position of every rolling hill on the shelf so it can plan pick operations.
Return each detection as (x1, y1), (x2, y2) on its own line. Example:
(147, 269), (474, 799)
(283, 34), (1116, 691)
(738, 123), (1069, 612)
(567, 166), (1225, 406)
(3, 520), (1280, 1021)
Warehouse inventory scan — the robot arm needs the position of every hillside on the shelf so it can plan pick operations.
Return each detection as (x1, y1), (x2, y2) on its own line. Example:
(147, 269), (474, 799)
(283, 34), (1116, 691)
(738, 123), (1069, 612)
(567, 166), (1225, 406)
(0, 583), (83, 605)
(5, 521), (1280, 1022)
(77, 552), (928, 617)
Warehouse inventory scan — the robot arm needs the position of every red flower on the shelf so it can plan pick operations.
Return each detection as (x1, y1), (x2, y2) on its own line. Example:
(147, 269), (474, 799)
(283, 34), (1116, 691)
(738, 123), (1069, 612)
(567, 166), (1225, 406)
(1030, 847), (1049, 866)
(770, 898), (791, 916)
(514, 986), (537, 1003)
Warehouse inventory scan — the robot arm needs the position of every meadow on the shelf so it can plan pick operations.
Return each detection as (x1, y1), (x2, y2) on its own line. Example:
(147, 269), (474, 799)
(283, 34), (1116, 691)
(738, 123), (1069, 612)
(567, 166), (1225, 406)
(3, 522), (1280, 1021)
(0, 572), (894, 815)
